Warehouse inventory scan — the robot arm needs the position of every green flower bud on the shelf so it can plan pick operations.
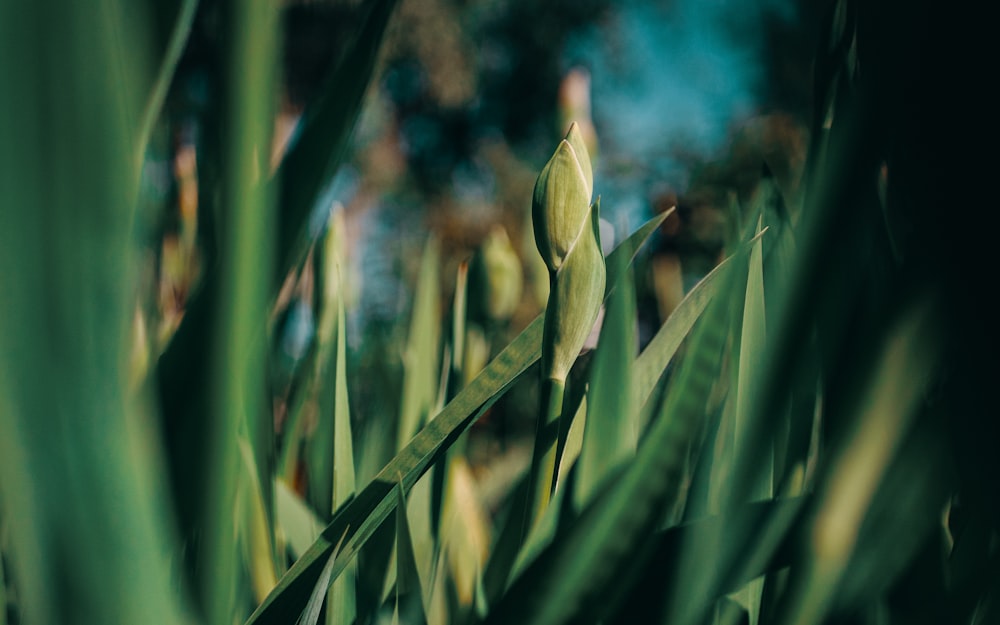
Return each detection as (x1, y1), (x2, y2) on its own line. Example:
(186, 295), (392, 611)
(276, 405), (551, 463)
(532, 122), (594, 273)
(542, 198), (606, 382)
(469, 225), (523, 323)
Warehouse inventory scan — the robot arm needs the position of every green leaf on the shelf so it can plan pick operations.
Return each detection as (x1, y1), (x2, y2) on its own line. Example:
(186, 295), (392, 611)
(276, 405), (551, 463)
(245, 214), (666, 625)
(275, 479), (323, 560)
(395, 484), (424, 605)
(135, 0), (200, 160)
(398, 238), (443, 450)
(238, 439), (280, 604)
(1, 531), (7, 625)
(300, 528), (350, 625)
(202, 1), (280, 621)
(575, 239), (638, 510)
(778, 302), (942, 625)
(0, 2), (188, 623)
(609, 497), (810, 624)
(631, 227), (764, 419)
(733, 216), (769, 625)
(451, 261), (470, 388)
(326, 294), (357, 625)
(555, 395), (588, 494)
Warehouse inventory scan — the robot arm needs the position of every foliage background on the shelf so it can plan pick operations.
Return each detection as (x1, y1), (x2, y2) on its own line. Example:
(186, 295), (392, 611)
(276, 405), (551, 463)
(0, 0), (996, 624)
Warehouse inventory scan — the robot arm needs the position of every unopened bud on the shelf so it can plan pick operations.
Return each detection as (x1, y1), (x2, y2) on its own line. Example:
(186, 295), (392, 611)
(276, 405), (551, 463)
(542, 199), (606, 382)
(532, 123), (594, 273)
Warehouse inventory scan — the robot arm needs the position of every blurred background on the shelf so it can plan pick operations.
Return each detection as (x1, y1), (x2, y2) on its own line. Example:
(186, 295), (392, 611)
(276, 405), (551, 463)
(148, 0), (820, 484)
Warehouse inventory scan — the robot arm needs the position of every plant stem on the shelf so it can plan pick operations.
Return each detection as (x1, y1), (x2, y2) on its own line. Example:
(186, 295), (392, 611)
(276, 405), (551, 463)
(526, 376), (566, 530)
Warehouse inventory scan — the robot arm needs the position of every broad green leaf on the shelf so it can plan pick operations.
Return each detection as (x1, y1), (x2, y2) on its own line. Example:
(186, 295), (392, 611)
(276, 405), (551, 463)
(202, 1), (279, 622)
(275, 0), (397, 279)
(730, 216), (770, 625)
(575, 242), (638, 510)
(0, 2), (188, 623)
(735, 216), (768, 476)
(245, 214), (666, 625)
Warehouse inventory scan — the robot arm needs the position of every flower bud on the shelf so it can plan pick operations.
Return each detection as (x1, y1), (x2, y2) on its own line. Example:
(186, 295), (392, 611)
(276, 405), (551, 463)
(532, 123), (594, 273)
(542, 198), (606, 382)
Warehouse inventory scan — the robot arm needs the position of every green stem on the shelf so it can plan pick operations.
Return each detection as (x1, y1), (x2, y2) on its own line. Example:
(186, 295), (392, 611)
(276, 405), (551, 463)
(526, 376), (566, 530)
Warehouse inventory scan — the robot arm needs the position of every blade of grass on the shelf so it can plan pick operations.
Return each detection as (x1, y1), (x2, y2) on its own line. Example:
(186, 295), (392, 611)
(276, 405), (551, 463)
(202, 0), (279, 621)
(451, 261), (470, 392)
(135, 0), (200, 161)
(326, 286), (358, 625)
(733, 216), (770, 625)
(395, 483), (430, 623)
(307, 210), (344, 514)
(245, 214), (666, 625)
(300, 528), (350, 625)
(399, 238), (443, 450)
(394, 239), (443, 614)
